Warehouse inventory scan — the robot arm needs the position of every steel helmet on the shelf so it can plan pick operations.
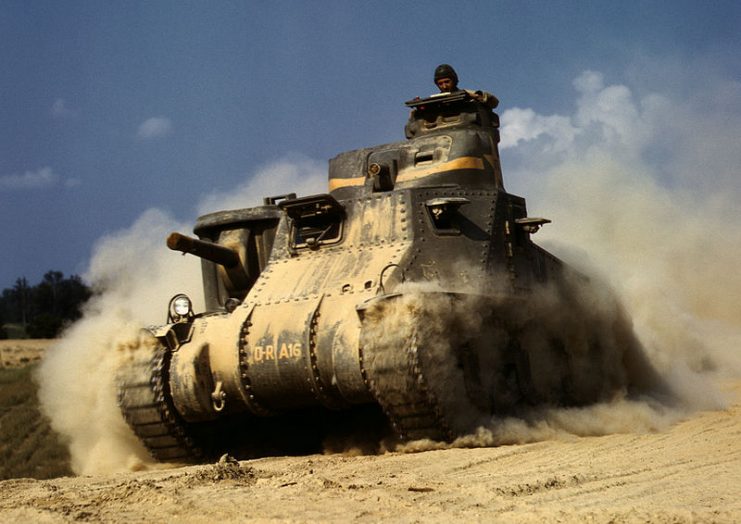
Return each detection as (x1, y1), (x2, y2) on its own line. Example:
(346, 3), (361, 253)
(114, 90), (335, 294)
(434, 64), (458, 85)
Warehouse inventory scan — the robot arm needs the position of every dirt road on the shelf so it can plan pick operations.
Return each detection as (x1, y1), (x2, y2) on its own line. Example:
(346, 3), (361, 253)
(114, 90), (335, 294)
(1, 381), (738, 523)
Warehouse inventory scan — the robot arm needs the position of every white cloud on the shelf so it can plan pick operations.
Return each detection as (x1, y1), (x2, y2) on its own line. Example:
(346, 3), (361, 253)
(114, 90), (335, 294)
(137, 117), (173, 139)
(572, 70), (653, 152)
(51, 98), (76, 118)
(572, 69), (605, 94)
(0, 167), (81, 191)
(500, 107), (579, 152)
(0, 167), (59, 190)
(501, 70), (665, 159)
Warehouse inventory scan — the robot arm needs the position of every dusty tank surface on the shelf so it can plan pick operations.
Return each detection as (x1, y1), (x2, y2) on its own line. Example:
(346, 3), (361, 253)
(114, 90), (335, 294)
(117, 90), (651, 462)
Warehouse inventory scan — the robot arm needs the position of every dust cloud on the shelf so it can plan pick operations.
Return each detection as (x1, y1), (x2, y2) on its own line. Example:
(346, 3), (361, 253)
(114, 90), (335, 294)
(387, 69), (741, 453)
(362, 275), (679, 455)
(35, 210), (201, 474)
(394, 69), (741, 451)
(36, 164), (325, 475)
(503, 70), (741, 387)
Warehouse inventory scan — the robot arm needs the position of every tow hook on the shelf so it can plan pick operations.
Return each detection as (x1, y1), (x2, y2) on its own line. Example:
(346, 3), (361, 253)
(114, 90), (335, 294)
(211, 381), (226, 412)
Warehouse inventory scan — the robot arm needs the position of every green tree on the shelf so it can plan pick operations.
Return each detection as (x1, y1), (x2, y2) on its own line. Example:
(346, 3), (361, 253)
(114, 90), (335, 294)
(0, 272), (92, 338)
(27, 314), (63, 339)
(56, 274), (92, 322)
(12, 278), (30, 329)
(33, 271), (65, 319)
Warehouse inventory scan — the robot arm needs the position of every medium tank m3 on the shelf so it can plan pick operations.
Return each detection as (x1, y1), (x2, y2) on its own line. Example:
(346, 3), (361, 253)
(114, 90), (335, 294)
(117, 89), (649, 462)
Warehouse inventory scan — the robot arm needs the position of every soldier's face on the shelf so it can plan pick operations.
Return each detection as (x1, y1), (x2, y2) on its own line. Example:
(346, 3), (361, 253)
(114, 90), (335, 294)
(436, 77), (455, 92)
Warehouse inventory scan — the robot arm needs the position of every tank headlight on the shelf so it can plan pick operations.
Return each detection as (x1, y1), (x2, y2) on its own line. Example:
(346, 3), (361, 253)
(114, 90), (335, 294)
(168, 293), (193, 322)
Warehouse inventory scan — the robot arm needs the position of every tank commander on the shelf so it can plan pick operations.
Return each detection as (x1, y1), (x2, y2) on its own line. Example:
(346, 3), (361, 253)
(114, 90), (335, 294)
(434, 63), (499, 109)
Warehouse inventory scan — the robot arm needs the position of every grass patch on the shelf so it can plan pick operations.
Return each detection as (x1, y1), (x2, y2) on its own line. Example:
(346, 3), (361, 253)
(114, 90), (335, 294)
(0, 364), (72, 479)
(2, 323), (28, 339)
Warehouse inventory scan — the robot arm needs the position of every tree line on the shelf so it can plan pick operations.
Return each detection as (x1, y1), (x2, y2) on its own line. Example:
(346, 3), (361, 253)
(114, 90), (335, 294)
(0, 271), (92, 339)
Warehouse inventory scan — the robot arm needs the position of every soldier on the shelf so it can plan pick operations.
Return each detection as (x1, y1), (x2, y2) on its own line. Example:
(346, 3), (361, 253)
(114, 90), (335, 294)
(434, 64), (499, 109)
(434, 63), (460, 93)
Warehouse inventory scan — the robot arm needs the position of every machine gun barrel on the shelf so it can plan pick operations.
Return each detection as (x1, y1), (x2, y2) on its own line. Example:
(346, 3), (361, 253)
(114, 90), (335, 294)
(167, 232), (241, 268)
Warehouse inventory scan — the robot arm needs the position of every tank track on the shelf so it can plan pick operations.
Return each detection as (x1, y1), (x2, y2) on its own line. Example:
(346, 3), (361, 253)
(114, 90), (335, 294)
(117, 343), (203, 462)
(362, 331), (454, 442)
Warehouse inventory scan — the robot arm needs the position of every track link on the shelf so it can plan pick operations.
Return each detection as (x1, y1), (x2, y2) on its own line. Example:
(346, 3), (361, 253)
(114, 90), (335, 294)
(362, 331), (454, 442)
(117, 343), (203, 462)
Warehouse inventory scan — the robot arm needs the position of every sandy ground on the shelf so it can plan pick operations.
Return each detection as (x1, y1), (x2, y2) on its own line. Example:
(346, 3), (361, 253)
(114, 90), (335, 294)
(1, 378), (738, 523)
(0, 339), (52, 368)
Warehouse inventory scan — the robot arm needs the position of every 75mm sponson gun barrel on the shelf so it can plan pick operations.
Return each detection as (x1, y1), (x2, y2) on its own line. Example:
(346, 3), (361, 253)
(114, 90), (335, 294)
(167, 232), (241, 268)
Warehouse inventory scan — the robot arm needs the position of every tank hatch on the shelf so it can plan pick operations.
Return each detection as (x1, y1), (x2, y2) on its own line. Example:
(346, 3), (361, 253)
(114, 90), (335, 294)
(404, 90), (500, 138)
(278, 194), (345, 250)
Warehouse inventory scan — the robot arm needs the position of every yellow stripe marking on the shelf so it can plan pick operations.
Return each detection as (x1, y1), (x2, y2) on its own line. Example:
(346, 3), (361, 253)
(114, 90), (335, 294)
(328, 177), (365, 191)
(328, 156), (486, 191)
(396, 156), (484, 182)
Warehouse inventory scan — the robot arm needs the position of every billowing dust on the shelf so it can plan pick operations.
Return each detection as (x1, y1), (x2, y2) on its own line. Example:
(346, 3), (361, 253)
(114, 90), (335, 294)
(37, 73), (741, 474)
(35, 210), (204, 474)
(36, 164), (326, 475)
(393, 71), (741, 452)
(361, 275), (682, 455)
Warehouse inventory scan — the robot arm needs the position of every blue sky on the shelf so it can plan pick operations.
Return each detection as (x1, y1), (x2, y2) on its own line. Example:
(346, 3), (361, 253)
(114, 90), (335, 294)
(1, 0), (740, 291)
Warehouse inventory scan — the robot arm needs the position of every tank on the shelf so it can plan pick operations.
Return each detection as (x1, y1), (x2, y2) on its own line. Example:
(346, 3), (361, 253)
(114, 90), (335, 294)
(117, 90), (650, 462)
